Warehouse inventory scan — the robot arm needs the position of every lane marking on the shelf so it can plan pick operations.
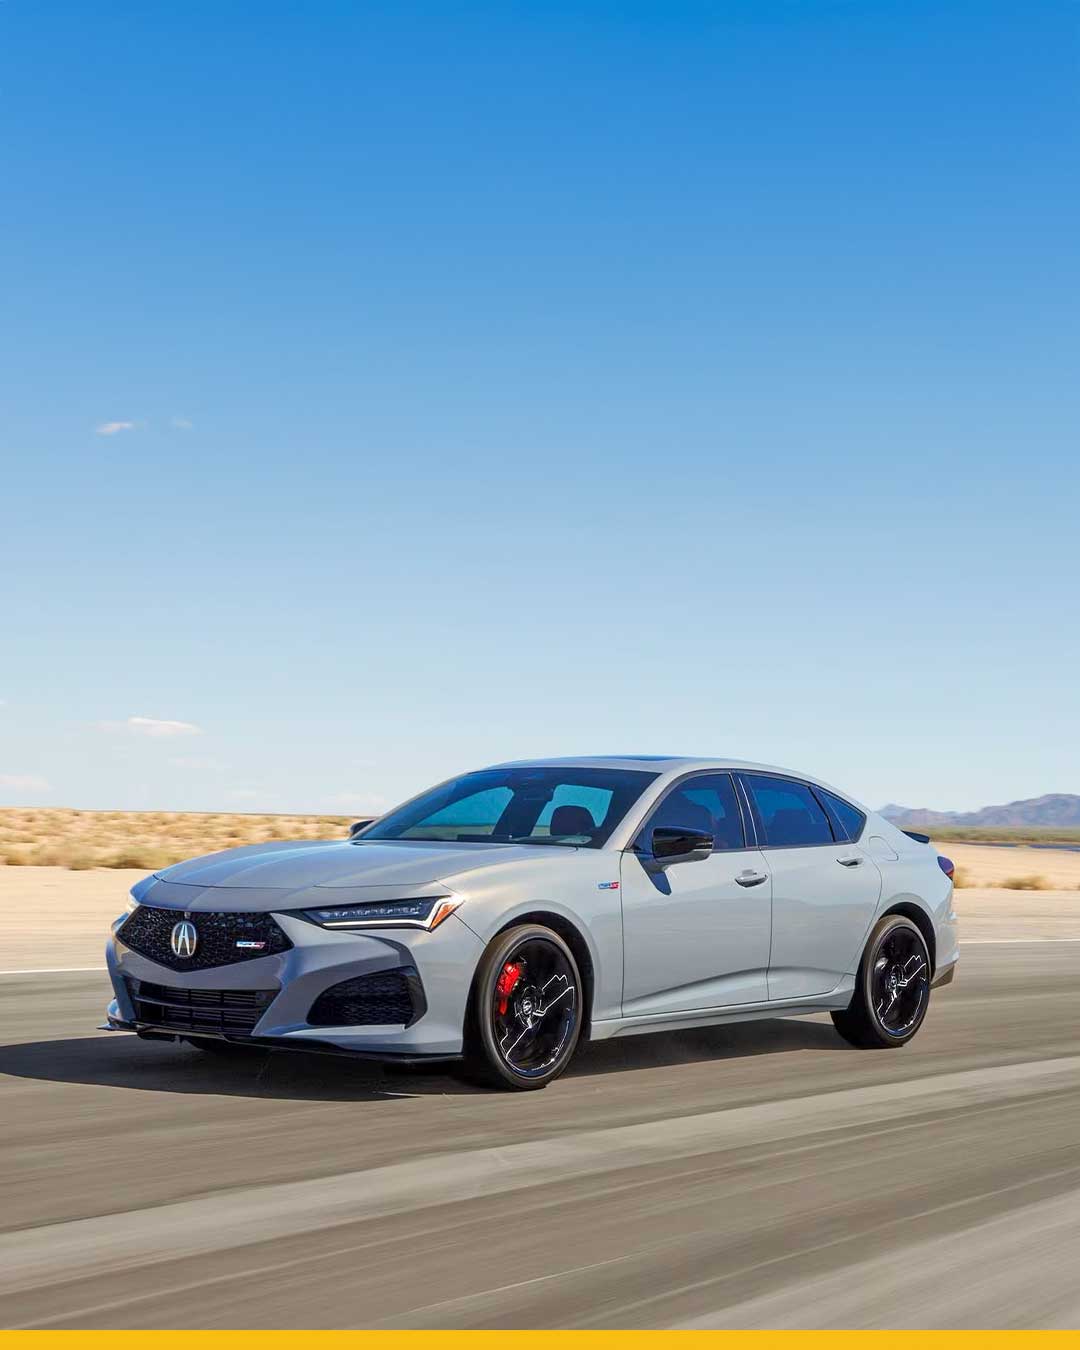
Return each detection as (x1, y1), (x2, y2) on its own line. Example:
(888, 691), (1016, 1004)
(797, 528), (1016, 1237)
(0, 966), (108, 976)
(2, 1053), (1079, 1298)
(675, 1176), (1080, 1329)
(6, 1102), (1042, 1327)
(10, 1094), (1079, 1328)
(961, 938), (1080, 945)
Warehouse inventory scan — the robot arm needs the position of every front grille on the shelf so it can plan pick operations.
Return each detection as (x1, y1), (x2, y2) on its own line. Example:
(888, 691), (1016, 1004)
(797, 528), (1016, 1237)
(118, 905), (292, 972)
(307, 968), (426, 1028)
(129, 979), (276, 1035)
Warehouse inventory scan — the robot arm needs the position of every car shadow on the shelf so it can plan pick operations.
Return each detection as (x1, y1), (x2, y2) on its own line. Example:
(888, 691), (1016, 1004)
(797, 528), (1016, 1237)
(570, 1014), (847, 1079)
(0, 1016), (846, 1102)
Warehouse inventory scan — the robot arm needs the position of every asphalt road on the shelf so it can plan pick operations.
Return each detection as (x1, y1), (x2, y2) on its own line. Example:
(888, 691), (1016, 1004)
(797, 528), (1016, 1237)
(1, 944), (1078, 1328)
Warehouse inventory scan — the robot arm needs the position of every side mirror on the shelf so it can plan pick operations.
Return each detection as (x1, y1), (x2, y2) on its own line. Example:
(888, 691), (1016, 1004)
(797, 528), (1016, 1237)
(649, 825), (714, 866)
(348, 818), (376, 838)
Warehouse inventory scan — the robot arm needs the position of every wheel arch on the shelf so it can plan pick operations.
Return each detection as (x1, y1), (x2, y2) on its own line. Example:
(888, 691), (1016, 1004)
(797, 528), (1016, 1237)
(878, 899), (937, 974)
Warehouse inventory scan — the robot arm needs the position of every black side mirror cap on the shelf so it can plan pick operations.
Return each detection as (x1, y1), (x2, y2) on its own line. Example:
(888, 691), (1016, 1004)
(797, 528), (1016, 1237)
(348, 818), (376, 838)
(649, 825), (714, 866)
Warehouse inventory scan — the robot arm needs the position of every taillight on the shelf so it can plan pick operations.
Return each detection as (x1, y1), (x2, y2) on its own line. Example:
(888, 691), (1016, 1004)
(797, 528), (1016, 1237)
(938, 855), (955, 880)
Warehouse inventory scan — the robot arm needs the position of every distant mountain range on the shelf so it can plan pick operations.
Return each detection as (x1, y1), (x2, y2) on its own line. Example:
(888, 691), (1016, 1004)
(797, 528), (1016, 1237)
(880, 794), (1080, 829)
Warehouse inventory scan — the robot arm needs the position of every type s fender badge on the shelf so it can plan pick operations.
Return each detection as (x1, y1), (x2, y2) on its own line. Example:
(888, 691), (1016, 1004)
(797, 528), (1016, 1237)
(597, 881), (620, 890)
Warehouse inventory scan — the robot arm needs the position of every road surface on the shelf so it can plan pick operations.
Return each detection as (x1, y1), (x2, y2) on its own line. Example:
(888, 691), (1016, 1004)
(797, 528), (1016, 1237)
(1, 944), (1078, 1327)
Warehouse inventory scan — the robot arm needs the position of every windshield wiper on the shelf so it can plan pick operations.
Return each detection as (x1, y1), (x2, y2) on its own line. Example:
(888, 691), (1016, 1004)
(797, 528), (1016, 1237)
(500, 836), (584, 846)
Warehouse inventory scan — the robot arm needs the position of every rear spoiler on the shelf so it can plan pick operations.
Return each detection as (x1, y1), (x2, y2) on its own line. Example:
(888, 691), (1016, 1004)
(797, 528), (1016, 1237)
(902, 829), (931, 844)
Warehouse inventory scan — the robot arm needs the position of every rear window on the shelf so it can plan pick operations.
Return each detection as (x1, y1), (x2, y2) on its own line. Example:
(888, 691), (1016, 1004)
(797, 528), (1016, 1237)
(814, 787), (866, 842)
(742, 774), (834, 847)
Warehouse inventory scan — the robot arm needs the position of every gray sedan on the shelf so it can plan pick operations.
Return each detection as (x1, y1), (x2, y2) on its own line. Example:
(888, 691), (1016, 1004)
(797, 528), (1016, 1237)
(105, 757), (958, 1089)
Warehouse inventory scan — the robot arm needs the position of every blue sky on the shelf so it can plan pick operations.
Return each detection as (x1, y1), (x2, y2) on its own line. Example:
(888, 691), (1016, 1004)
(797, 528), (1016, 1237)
(2, 0), (1077, 816)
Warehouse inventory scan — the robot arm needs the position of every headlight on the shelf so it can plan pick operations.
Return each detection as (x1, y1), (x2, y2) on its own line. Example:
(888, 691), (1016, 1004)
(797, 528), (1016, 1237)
(302, 895), (462, 931)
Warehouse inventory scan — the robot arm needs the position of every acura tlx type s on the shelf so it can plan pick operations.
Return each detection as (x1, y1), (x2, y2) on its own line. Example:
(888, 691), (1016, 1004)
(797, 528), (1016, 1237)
(105, 758), (959, 1090)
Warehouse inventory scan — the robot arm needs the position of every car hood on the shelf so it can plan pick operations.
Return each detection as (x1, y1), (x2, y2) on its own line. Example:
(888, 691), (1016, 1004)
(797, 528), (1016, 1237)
(141, 838), (573, 912)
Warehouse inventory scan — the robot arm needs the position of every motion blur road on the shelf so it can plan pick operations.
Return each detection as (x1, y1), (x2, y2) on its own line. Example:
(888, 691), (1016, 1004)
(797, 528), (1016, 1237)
(1, 944), (1079, 1328)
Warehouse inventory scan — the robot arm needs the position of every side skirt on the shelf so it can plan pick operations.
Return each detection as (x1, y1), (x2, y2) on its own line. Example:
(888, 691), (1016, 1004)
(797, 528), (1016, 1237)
(590, 982), (856, 1042)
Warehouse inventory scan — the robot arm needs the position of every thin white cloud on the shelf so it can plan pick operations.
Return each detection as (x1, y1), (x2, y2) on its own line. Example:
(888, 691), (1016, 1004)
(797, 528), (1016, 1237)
(0, 773), (51, 794)
(171, 416), (194, 430)
(99, 715), (204, 738)
(169, 755), (225, 770)
(96, 420), (136, 436)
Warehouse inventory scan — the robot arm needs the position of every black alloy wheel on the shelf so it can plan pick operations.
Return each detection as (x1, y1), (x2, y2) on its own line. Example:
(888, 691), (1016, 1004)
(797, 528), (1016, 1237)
(871, 922), (930, 1037)
(832, 913), (932, 1049)
(467, 924), (583, 1090)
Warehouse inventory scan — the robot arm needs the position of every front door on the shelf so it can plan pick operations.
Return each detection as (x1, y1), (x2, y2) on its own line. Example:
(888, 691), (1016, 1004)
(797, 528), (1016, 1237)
(620, 773), (773, 1017)
(737, 772), (882, 1000)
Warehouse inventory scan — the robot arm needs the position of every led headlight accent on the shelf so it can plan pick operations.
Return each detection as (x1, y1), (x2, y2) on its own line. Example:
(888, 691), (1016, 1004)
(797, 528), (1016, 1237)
(303, 895), (462, 931)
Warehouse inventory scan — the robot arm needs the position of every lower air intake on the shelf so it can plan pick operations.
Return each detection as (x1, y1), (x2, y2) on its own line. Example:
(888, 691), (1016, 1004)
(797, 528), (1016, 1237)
(129, 979), (276, 1035)
(307, 968), (426, 1028)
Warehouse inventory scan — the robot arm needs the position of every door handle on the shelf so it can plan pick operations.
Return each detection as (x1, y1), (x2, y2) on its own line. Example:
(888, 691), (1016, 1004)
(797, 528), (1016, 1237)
(836, 855), (863, 867)
(735, 870), (768, 887)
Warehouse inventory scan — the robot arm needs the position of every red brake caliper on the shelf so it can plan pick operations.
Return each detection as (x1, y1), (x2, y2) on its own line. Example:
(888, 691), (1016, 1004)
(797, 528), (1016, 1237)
(496, 961), (523, 1016)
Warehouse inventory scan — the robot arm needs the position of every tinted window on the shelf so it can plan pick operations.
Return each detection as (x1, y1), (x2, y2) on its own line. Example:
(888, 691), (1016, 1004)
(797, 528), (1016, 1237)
(360, 766), (657, 848)
(407, 787), (513, 838)
(743, 775), (834, 847)
(643, 773), (745, 851)
(815, 788), (866, 842)
(535, 784), (614, 832)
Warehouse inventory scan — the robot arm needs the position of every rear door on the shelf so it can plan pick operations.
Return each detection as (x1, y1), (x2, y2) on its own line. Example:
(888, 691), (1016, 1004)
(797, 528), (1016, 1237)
(737, 773), (881, 1000)
(620, 772), (772, 1016)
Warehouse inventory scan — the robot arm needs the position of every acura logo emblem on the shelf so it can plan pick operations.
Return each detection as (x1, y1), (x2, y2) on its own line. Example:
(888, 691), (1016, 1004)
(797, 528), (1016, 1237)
(170, 919), (198, 959)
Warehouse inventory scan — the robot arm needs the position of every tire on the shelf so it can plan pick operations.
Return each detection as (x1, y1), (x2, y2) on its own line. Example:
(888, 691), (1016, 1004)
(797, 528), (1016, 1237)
(832, 913), (932, 1049)
(464, 924), (584, 1090)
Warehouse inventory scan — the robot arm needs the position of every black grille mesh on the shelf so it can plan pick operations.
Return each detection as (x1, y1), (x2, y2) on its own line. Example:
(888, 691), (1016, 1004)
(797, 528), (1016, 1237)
(118, 905), (292, 972)
(307, 968), (425, 1028)
(129, 979), (276, 1035)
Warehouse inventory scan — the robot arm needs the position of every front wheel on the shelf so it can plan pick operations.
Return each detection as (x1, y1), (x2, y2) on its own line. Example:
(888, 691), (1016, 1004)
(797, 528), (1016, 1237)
(465, 924), (583, 1090)
(832, 913), (931, 1048)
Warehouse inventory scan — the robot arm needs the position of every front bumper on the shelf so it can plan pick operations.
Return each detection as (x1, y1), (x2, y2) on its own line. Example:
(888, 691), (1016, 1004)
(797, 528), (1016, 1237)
(106, 906), (483, 1058)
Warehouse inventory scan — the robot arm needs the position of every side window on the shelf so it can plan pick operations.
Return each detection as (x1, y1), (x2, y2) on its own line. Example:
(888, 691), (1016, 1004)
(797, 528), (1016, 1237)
(814, 787), (866, 843)
(644, 774), (745, 851)
(743, 775), (834, 847)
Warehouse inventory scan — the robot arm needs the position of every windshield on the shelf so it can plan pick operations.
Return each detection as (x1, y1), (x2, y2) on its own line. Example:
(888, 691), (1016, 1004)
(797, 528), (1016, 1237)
(357, 766), (658, 848)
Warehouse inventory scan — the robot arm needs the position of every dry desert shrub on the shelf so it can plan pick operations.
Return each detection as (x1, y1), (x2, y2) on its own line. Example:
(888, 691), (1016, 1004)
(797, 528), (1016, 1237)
(0, 808), (355, 870)
(998, 874), (1051, 891)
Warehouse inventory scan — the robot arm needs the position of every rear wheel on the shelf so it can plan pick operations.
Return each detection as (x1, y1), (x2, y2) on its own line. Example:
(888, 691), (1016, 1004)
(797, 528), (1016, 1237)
(465, 924), (583, 1090)
(832, 913), (931, 1048)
